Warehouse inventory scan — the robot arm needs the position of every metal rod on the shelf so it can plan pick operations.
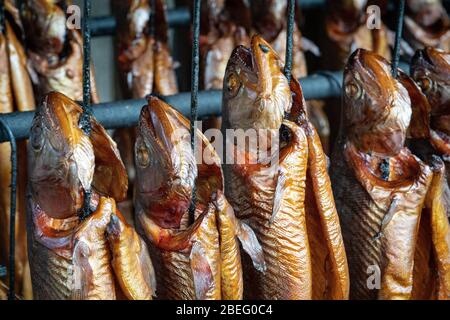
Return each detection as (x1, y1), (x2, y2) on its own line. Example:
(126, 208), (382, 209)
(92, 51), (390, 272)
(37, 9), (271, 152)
(0, 265), (6, 277)
(0, 63), (411, 143)
(189, 0), (201, 222)
(0, 119), (17, 300)
(284, 0), (296, 84)
(392, 0), (405, 77)
(79, 0), (93, 220)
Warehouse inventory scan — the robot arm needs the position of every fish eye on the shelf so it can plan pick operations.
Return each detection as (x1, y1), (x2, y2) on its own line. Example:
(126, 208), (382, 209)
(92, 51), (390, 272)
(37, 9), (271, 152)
(416, 77), (433, 93)
(31, 123), (45, 152)
(226, 72), (241, 98)
(136, 141), (150, 168)
(345, 82), (362, 100)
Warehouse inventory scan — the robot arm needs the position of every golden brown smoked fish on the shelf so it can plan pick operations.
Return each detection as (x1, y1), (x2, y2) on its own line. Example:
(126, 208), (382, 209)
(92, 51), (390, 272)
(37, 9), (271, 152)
(134, 97), (264, 300)
(199, 0), (250, 130)
(410, 47), (450, 219)
(27, 92), (155, 300)
(113, 0), (178, 197)
(20, 0), (99, 102)
(330, 48), (450, 299)
(222, 35), (349, 300)
(1, 1), (35, 299)
(404, 0), (450, 54)
(250, 0), (330, 152)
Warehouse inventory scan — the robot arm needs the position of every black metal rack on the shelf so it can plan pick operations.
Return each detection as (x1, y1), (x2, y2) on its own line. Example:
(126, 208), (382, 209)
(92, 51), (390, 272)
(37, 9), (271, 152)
(0, 0), (419, 300)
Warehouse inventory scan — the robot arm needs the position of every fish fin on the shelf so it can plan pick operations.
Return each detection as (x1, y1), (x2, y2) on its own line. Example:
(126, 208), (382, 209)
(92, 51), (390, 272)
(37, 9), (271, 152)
(397, 71), (431, 139)
(270, 170), (286, 224)
(139, 237), (157, 297)
(90, 119), (128, 201)
(72, 240), (93, 300)
(375, 196), (400, 240)
(425, 158), (450, 299)
(236, 222), (266, 273)
(190, 242), (214, 300)
(301, 37), (321, 57)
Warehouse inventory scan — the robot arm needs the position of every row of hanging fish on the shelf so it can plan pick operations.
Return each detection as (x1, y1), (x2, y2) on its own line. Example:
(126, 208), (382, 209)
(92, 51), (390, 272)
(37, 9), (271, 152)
(0, 0), (100, 300)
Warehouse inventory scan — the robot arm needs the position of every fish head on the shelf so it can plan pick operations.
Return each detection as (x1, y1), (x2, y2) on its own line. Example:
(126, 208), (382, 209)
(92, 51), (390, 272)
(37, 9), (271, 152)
(135, 97), (197, 228)
(21, 0), (67, 58)
(223, 35), (291, 132)
(250, 0), (287, 40)
(411, 47), (450, 119)
(328, 0), (368, 21)
(343, 49), (412, 157)
(29, 92), (95, 219)
(406, 0), (445, 27)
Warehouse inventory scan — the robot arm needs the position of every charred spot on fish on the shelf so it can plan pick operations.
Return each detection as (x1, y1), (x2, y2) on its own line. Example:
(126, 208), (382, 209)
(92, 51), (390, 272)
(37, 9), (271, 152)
(78, 189), (94, 221)
(379, 158), (390, 181)
(226, 72), (241, 98)
(280, 124), (291, 144)
(259, 44), (270, 54)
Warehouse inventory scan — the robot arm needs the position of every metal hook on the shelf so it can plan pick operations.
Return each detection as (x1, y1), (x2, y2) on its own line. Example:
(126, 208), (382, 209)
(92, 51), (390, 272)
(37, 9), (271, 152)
(284, 0), (296, 84)
(0, 118), (17, 301)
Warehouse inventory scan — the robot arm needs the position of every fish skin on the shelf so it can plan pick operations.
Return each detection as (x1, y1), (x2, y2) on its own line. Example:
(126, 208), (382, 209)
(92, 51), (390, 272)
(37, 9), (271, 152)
(410, 47), (450, 218)
(21, 1), (99, 103)
(404, 0), (450, 53)
(27, 92), (150, 300)
(223, 35), (348, 300)
(330, 49), (450, 300)
(135, 97), (263, 300)
(323, 0), (391, 70)
(107, 208), (156, 300)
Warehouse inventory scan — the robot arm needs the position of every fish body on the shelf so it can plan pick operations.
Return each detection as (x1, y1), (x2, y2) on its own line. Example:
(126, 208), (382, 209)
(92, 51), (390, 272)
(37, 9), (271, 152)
(331, 49), (450, 299)
(410, 47), (450, 218)
(135, 97), (264, 300)
(27, 92), (154, 300)
(21, 0), (99, 102)
(404, 0), (450, 53)
(222, 35), (349, 300)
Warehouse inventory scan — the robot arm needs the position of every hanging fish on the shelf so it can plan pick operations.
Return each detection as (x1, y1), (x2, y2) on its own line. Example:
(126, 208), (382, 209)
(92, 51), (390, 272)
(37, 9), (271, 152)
(249, 0), (329, 152)
(409, 47), (450, 219)
(20, 0), (99, 103)
(0, 0), (35, 300)
(134, 96), (265, 300)
(404, 0), (450, 55)
(27, 92), (155, 300)
(198, 0), (251, 131)
(114, 0), (178, 97)
(221, 35), (349, 300)
(330, 48), (450, 299)
(323, 0), (391, 70)
(113, 0), (178, 198)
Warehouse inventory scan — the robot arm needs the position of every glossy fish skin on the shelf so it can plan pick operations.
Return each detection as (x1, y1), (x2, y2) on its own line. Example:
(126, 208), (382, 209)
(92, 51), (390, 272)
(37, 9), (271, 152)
(404, 0), (450, 53)
(116, 0), (178, 97)
(222, 35), (349, 300)
(411, 47), (450, 217)
(21, 1), (99, 103)
(330, 49), (450, 300)
(27, 92), (153, 300)
(135, 97), (264, 300)
(324, 0), (391, 70)
(0, 30), (15, 300)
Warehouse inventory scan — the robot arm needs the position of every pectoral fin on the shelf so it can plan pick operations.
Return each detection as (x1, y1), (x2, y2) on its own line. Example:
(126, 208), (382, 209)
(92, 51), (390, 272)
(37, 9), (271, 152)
(190, 242), (214, 300)
(236, 222), (266, 273)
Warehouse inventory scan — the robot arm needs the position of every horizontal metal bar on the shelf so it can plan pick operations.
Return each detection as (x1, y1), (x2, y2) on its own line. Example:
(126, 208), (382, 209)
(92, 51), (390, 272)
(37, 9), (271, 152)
(91, 7), (191, 36)
(91, 0), (327, 37)
(0, 71), (346, 142)
(0, 266), (6, 277)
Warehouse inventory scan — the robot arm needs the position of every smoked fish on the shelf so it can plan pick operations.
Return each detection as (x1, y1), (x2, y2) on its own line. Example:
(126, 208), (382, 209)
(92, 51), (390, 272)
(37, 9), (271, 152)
(27, 92), (154, 300)
(404, 0), (450, 54)
(410, 47), (450, 219)
(134, 96), (265, 300)
(222, 35), (349, 300)
(20, 0), (99, 103)
(330, 48), (450, 300)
